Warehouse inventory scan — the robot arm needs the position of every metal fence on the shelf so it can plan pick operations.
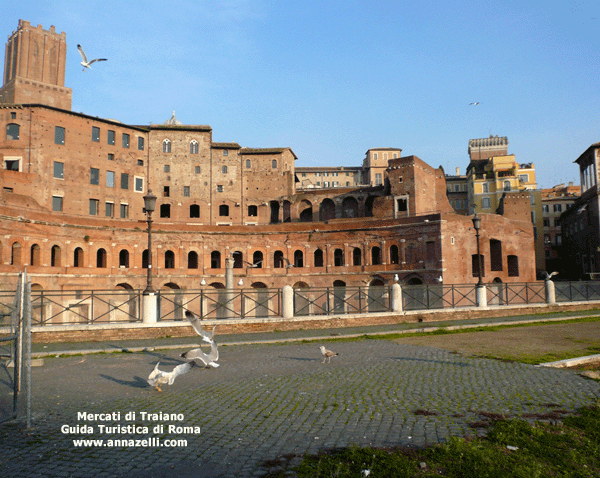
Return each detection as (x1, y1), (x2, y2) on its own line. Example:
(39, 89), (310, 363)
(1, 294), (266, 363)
(1, 281), (600, 327)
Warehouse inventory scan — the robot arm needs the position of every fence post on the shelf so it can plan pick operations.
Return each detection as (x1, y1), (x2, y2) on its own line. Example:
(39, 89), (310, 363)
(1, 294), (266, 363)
(391, 283), (403, 312)
(476, 285), (488, 307)
(142, 292), (158, 324)
(282, 285), (294, 319)
(545, 279), (556, 304)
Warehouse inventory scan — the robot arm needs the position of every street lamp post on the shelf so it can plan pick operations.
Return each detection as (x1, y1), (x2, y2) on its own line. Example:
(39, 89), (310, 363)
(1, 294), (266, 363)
(143, 190), (157, 294)
(472, 212), (483, 286)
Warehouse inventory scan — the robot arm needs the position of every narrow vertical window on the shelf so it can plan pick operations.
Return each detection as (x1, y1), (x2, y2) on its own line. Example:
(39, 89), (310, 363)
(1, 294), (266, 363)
(92, 126), (100, 142)
(54, 126), (65, 145)
(122, 133), (130, 148)
(107, 130), (115, 145)
(53, 161), (64, 179)
(138, 136), (145, 150)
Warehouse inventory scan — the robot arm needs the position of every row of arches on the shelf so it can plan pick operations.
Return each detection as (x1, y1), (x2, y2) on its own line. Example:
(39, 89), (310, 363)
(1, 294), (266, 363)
(3, 240), (429, 270)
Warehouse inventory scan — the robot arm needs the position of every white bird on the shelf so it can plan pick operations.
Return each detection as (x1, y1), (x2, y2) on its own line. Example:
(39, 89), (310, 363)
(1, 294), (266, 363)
(181, 339), (220, 368)
(320, 345), (339, 363)
(77, 44), (107, 71)
(184, 310), (216, 344)
(147, 360), (196, 392)
(282, 257), (295, 269)
(543, 271), (559, 280)
(436, 276), (443, 282)
(469, 102), (481, 105)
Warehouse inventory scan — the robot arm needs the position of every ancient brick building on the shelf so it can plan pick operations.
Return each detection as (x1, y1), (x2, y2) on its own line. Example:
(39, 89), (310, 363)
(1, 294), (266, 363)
(0, 19), (537, 292)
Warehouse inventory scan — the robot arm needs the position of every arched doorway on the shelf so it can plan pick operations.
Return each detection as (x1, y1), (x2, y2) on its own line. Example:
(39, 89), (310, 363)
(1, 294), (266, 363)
(319, 198), (336, 221)
(367, 278), (386, 312)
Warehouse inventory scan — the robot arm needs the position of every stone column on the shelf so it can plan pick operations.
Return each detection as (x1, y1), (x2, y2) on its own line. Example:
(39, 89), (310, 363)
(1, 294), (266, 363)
(476, 285), (487, 308)
(545, 279), (556, 304)
(282, 285), (294, 318)
(142, 292), (158, 324)
(391, 283), (402, 312)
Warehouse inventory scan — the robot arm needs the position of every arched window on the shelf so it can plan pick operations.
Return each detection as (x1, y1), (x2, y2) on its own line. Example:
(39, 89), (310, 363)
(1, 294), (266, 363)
(503, 180), (511, 191)
(252, 251), (263, 268)
(188, 251), (199, 269)
(294, 250), (304, 268)
(371, 247), (382, 265)
(353, 247), (362, 266)
(142, 249), (149, 269)
(73, 247), (84, 267)
(165, 250), (175, 269)
(190, 140), (199, 154)
(119, 249), (130, 268)
(211, 251), (221, 269)
(162, 139), (171, 153)
(96, 248), (107, 268)
(222, 165), (228, 174)
(233, 251), (243, 268)
(6, 123), (19, 140)
(272, 159), (277, 169)
(51, 245), (61, 267)
(30, 244), (41, 266)
(274, 250), (284, 268)
(313, 249), (324, 267)
(334, 248), (344, 267)
(10, 242), (21, 266)
(319, 199), (336, 221)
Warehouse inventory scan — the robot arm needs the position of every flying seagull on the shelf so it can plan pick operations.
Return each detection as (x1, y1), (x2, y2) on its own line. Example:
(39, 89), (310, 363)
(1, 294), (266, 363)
(542, 271), (559, 280)
(181, 339), (220, 368)
(77, 44), (107, 71)
(469, 102), (481, 105)
(184, 310), (217, 343)
(147, 360), (196, 392)
(320, 345), (339, 363)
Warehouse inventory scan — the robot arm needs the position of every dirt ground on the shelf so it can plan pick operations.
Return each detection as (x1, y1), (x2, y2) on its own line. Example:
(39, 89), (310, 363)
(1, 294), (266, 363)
(395, 321), (600, 364)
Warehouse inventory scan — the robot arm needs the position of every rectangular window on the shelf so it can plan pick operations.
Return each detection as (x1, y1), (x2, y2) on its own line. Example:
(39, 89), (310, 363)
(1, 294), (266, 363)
(121, 173), (129, 190)
(90, 168), (100, 185)
(89, 199), (99, 215)
(53, 161), (64, 179)
(92, 126), (100, 142)
(55, 126), (65, 145)
(107, 130), (115, 145)
(164, 165), (170, 173)
(183, 186), (190, 197)
(106, 171), (115, 188)
(519, 174), (529, 183)
(135, 176), (144, 192)
(482, 197), (491, 209)
(553, 204), (562, 212)
(122, 133), (130, 148)
(375, 173), (382, 185)
(120, 203), (129, 218)
(163, 186), (170, 197)
(217, 185), (223, 192)
(105, 202), (114, 217)
(245, 159), (251, 169)
(52, 196), (63, 211)
(138, 137), (144, 150)
(108, 153), (114, 161)
(543, 204), (549, 212)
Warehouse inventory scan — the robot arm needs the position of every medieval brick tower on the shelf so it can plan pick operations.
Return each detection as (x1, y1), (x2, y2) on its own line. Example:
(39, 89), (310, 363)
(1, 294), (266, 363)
(0, 19), (72, 109)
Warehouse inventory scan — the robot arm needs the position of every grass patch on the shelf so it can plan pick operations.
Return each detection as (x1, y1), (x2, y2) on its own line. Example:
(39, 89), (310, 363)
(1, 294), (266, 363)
(270, 403), (600, 478)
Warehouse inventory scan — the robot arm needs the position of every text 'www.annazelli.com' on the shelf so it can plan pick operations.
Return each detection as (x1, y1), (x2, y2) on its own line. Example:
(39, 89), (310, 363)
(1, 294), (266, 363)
(72, 438), (187, 447)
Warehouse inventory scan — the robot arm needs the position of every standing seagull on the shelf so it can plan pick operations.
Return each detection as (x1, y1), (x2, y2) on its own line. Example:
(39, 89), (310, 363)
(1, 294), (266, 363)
(77, 44), (107, 71)
(320, 345), (339, 363)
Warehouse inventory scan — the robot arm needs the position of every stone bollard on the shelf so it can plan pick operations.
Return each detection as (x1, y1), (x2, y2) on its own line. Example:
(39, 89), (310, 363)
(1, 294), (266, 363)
(282, 285), (294, 319)
(545, 279), (556, 304)
(391, 283), (403, 312)
(142, 292), (158, 324)
(476, 285), (487, 308)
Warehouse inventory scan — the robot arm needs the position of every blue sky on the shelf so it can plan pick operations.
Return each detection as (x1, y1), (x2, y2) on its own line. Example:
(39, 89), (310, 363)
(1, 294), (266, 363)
(4, 1), (599, 188)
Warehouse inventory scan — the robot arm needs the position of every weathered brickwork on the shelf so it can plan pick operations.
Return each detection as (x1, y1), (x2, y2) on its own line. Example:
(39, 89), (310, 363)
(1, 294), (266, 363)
(0, 19), (537, 293)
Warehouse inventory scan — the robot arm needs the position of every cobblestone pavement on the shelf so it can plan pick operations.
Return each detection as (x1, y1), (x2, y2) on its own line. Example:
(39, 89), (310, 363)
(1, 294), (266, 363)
(1, 338), (600, 477)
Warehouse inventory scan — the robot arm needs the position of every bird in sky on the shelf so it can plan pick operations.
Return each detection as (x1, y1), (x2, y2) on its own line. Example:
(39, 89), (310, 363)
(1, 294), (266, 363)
(184, 310), (217, 343)
(77, 44), (107, 71)
(147, 360), (196, 392)
(320, 345), (339, 363)
(181, 339), (220, 368)
(469, 102), (481, 105)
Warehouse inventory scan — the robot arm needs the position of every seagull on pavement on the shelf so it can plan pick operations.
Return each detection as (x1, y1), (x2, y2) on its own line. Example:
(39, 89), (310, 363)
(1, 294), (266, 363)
(181, 339), (220, 368)
(147, 360), (196, 392)
(185, 310), (217, 343)
(320, 345), (339, 363)
(77, 44), (107, 71)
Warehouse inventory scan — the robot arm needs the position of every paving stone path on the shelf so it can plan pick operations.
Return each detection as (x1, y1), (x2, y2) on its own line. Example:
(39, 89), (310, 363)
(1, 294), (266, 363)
(1, 338), (599, 477)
